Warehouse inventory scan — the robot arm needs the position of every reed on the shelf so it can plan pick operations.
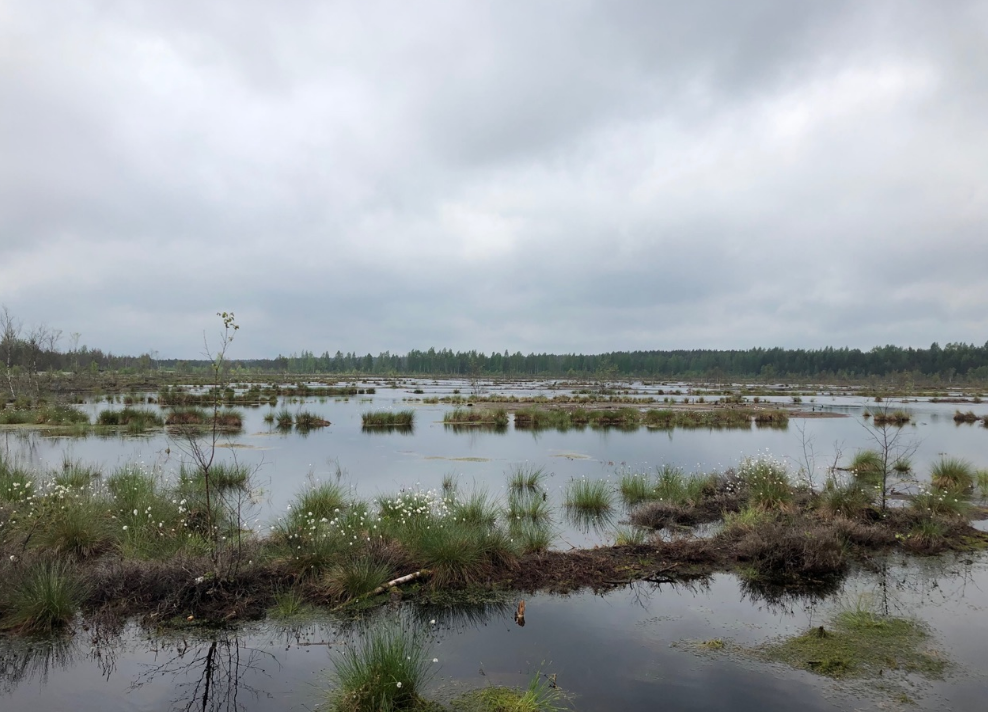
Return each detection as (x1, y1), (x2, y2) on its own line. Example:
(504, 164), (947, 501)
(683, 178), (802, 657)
(361, 410), (415, 428)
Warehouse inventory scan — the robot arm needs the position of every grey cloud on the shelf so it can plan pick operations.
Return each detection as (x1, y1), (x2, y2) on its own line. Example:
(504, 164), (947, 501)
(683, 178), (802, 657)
(2, 1), (987, 358)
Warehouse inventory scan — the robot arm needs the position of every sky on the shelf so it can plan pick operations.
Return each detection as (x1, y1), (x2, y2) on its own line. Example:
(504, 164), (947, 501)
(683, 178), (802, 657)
(1, 1), (987, 359)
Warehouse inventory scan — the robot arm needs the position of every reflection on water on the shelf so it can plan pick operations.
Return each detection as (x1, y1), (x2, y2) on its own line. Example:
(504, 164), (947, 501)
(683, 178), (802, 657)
(564, 506), (615, 536)
(0, 636), (83, 694)
(133, 634), (277, 712)
(0, 552), (987, 710)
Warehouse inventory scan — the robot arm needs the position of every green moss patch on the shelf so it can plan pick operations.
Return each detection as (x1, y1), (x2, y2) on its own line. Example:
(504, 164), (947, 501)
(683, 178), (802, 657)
(762, 611), (947, 680)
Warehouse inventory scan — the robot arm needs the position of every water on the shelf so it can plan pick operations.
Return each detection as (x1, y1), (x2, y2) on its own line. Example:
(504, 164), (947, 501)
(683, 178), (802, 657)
(6, 383), (987, 531)
(2, 380), (988, 709)
(2, 555), (987, 711)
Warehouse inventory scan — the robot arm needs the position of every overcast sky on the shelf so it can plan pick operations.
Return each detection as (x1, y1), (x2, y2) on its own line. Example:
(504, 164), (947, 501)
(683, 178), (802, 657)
(2, 1), (987, 358)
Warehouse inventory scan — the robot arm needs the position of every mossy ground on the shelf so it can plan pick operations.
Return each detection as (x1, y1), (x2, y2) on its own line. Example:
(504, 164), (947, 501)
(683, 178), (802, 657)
(761, 610), (947, 680)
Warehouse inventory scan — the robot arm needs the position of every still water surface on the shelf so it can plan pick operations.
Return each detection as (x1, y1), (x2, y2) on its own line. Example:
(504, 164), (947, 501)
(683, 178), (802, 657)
(2, 381), (987, 710)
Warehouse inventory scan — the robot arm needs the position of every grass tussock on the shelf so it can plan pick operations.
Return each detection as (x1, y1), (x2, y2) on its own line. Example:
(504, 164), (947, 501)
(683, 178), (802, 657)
(508, 466), (545, 496)
(269, 587), (311, 619)
(929, 457), (975, 492)
(510, 406), (788, 432)
(909, 489), (971, 519)
(977, 469), (988, 498)
(733, 455), (795, 510)
(1, 559), (86, 634)
(848, 450), (884, 485)
(443, 408), (509, 427)
(613, 526), (650, 547)
(362, 410), (415, 428)
(324, 556), (394, 602)
(96, 407), (164, 430)
(166, 407), (244, 429)
(871, 409), (911, 426)
(818, 478), (874, 519)
(295, 410), (332, 429)
(328, 622), (434, 712)
(0, 405), (90, 426)
(564, 478), (613, 516)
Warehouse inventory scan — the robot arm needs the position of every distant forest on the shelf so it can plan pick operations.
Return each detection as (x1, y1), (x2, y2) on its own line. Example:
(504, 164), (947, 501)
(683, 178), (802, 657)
(10, 342), (988, 383)
(2, 310), (987, 382)
(231, 344), (988, 382)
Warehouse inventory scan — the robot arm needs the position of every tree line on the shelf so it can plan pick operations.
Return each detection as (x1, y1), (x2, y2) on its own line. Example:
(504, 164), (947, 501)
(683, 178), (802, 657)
(3, 306), (987, 384)
(240, 343), (988, 382)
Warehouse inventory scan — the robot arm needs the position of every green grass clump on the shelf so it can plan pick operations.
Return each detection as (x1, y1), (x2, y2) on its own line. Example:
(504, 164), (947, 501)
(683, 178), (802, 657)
(37, 491), (114, 558)
(52, 458), (100, 489)
(564, 478), (613, 515)
(2, 559), (85, 634)
(505, 491), (551, 526)
(871, 409), (911, 426)
(0, 404), (88, 426)
(507, 466), (545, 495)
(165, 407), (209, 426)
(443, 408), (509, 427)
(295, 481), (350, 520)
(891, 456), (912, 474)
(977, 469), (988, 498)
(619, 471), (654, 506)
(328, 623), (434, 712)
(908, 518), (948, 549)
(411, 522), (489, 589)
(269, 588), (311, 619)
(96, 407), (164, 429)
(378, 488), (520, 588)
(362, 410), (415, 428)
(33, 405), (90, 426)
(721, 506), (771, 535)
(106, 465), (196, 559)
(929, 457), (975, 492)
(735, 456), (794, 509)
(273, 484), (360, 576)
(215, 409), (244, 429)
(848, 450), (884, 486)
(0, 408), (32, 425)
(0, 455), (34, 503)
(276, 408), (294, 428)
(614, 526), (649, 546)
(910, 489), (971, 519)
(512, 408), (571, 430)
(178, 462), (251, 494)
(509, 520), (554, 554)
(325, 556), (394, 602)
(586, 407), (641, 428)
(452, 491), (499, 529)
(620, 465), (718, 509)
(295, 410), (331, 429)
(819, 478), (874, 518)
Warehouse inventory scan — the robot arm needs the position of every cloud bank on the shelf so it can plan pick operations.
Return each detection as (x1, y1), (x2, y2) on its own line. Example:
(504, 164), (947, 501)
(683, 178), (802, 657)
(2, 1), (986, 357)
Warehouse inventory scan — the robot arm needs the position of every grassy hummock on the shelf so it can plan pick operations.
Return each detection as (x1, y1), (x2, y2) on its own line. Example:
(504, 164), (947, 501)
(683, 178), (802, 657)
(327, 621), (435, 712)
(762, 608), (946, 680)
(362, 410), (415, 428)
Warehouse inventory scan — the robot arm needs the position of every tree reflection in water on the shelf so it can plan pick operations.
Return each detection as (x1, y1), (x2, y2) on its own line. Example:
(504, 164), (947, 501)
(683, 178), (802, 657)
(133, 633), (278, 712)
